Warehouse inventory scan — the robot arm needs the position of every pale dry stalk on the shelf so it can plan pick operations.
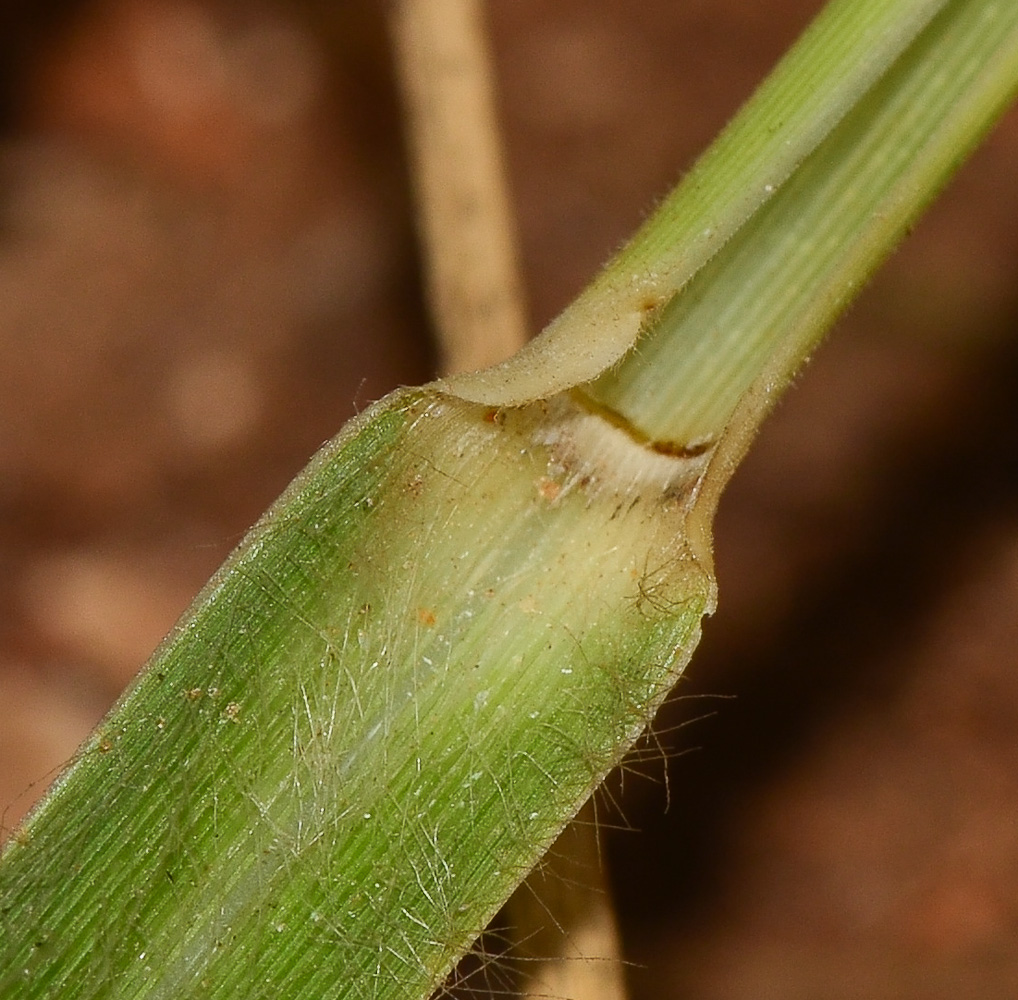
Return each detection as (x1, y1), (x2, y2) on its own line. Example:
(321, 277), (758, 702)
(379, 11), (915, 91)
(390, 0), (529, 375)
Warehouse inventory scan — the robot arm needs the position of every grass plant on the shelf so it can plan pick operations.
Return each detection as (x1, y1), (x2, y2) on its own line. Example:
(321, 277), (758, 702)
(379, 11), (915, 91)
(2, 1), (1018, 997)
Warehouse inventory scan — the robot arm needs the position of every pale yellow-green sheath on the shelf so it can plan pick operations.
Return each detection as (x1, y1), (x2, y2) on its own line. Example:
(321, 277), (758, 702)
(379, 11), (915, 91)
(3, 1), (1018, 998)
(1, 388), (713, 998)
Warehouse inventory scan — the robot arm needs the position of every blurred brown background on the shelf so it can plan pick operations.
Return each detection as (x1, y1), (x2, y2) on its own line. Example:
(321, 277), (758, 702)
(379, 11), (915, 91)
(2, 2), (1018, 998)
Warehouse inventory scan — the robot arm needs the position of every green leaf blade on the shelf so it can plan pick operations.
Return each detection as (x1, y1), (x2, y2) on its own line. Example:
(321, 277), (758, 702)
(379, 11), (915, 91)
(586, 0), (1018, 470)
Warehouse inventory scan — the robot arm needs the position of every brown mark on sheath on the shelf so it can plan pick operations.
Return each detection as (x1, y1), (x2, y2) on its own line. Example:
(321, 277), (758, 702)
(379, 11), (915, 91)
(537, 477), (561, 502)
(639, 293), (666, 316)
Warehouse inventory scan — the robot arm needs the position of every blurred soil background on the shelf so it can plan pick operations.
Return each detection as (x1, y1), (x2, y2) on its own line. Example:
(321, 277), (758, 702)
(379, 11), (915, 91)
(2, 1), (1018, 997)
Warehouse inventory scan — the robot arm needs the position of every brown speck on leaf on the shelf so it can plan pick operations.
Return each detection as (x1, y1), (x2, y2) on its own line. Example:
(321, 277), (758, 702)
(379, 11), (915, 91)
(537, 476), (561, 502)
(184, 688), (203, 701)
(417, 607), (436, 627)
(222, 703), (241, 723)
